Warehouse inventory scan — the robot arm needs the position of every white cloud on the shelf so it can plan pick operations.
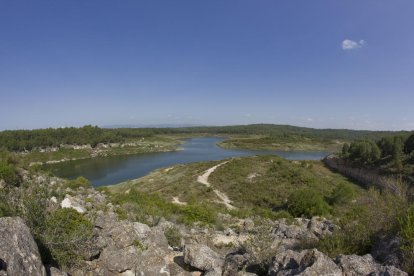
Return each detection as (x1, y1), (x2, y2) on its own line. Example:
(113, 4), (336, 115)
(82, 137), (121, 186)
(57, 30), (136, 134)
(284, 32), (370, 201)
(342, 39), (366, 50)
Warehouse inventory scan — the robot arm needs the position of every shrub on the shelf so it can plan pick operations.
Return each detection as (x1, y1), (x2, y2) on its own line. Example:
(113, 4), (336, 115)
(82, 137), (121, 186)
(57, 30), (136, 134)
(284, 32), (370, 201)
(0, 201), (12, 218)
(0, 161), (19, 186)
(179, 204), (217, 226)
(41, 208), (93, 269)
(164, 226), (182, 248)
(66, 176), (91, 190)
(287, 189), (331, 218)
(399, 205), (414, 273)
(330, 183), (355, 205)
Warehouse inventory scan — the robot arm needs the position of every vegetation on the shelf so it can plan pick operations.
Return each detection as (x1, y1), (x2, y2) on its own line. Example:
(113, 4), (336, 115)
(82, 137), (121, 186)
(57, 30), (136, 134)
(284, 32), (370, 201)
(64, 176), (91, 190)
(0, 125), (122, 151)
(0, 161), (20, 186)
(0, 171), (94, 270)
(399, 205), (414, 273)
(1, 124), (406, 153)
(341, 132), (414, 186)
(109, 156), (363, 221)
(107, 187), (219, 227)
(164, 226), (182, 248)
(42, 208), (93, 269)
(287, 188), (331, 218)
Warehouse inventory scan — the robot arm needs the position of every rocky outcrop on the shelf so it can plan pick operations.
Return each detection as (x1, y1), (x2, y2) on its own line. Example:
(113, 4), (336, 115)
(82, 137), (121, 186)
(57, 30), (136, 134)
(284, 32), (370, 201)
(268, 249), (407, 276)
(0, 217), (46, 276)
(271, 217), (337, 250)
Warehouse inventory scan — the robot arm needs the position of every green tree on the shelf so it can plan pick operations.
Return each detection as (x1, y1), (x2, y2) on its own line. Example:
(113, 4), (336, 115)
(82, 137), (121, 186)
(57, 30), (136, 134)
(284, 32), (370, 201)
(405, 133), (414, 155)
(348, 140), (381, 164)
(341, 143), (350, 157)
(393, 136), (404, 172)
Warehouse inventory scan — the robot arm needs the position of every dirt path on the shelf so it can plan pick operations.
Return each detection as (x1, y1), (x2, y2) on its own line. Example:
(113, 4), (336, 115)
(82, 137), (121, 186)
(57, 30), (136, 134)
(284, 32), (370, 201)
(197, 161), (236, 210)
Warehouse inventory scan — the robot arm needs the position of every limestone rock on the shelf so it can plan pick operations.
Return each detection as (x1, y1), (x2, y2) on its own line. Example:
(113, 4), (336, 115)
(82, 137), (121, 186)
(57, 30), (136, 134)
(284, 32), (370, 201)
(335, 254), (407, 276)
(99, 245), (140, 273)
(222, 253), (250, 276)
(268, 249), (342, 276)
(183, 244), (224, 274)
(0, 217), (46, 276)
(135, 249), (170, 275)
(60, 195), (86, 213)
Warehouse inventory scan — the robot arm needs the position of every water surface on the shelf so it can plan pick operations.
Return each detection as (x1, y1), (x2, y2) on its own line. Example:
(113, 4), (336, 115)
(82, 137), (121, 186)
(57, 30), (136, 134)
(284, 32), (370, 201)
(48, 137), (329, 186)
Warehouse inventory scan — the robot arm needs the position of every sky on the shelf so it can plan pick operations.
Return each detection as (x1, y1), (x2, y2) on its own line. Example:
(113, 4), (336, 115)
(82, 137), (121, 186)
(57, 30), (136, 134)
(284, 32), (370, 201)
(1, 1), (413, 131)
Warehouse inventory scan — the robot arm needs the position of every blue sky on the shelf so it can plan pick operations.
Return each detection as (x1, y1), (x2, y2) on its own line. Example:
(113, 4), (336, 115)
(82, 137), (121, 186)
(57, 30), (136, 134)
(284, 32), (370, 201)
(1, 1), (413, 130)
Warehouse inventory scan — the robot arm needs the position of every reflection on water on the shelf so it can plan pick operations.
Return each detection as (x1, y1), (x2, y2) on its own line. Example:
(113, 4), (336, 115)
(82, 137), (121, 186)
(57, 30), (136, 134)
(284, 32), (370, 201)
(47, 137), (329, 186)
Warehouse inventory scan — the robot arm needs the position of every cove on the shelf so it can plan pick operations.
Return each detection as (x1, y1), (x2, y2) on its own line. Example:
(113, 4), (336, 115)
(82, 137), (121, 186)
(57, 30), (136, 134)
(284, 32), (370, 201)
(47, 137), (329, 186)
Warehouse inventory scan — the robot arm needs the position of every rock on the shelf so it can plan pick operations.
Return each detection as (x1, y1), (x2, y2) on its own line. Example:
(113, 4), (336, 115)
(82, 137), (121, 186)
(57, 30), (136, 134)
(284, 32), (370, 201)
(335, 254), (407, 276)
(268, 249), (342, 276)
(183, 244), (224, 274)
(99, 245), (140, 273)
(48, 267), (68, 276)
(143, 227), (170, 252)
(242, 219), (255, 232)
(50, 196), (58, 204)
(0, 217), (46, 276)
(222, 253), (250, 276)
(135, 249), (170, 275)
(94, 210), (118, 229)
(61, 195), (86, 213)
(371, 236), (403, 267)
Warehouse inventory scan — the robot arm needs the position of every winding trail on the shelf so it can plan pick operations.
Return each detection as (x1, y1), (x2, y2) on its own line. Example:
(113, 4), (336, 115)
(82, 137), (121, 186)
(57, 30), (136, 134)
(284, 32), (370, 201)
(197, 161), (236, 210)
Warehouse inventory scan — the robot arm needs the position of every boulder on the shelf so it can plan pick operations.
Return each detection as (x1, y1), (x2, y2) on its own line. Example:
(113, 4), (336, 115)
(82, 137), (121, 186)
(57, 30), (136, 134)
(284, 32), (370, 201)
(99, 245), (140, 273)
(0, 217), (46, 276)
(335, 254), (407, 276)
(60, 195), (86, 213)
(222, 253), (250, 276)
(371, 236), (403, 267)
(135, 249), (170, 275)
(47, 267), (68, 276)
(183, 244), (224, 274)
(268, 249), (342, 276)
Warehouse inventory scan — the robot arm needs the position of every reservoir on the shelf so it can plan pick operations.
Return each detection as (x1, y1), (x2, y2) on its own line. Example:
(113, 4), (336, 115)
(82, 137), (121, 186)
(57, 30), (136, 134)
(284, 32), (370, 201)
(47, 137), (329, 186)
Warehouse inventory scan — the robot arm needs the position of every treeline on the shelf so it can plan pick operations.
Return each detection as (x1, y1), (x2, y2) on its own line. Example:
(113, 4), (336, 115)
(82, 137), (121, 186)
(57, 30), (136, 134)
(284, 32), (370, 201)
(342, 132), (414, 172)
(1, 124), (410, 152)
(168, 124), (407, 141)
(0, 126), (122, 151)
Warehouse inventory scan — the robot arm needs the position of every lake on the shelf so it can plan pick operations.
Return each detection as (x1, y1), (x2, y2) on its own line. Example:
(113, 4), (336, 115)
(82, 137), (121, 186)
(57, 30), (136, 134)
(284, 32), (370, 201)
(47, 137), (329, 186)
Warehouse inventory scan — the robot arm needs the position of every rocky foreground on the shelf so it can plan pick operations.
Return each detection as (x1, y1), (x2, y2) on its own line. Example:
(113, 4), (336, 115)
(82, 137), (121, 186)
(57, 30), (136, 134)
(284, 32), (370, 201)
(0, 174), (409, 275)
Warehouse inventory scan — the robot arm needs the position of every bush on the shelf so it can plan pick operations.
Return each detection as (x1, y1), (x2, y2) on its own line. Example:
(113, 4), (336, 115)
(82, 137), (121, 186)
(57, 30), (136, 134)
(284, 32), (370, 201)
(287, 189), (331, 218)
(41, 208), (93, 269)
(179, 204), (217, 226)
(330, 183), (355, 205)
(0, 161), (19, 186)
(66, 176), (91, 190)
(399, 205), (414, 273)
(164, 226), (182, 248)
(0, 201), (12, 217)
